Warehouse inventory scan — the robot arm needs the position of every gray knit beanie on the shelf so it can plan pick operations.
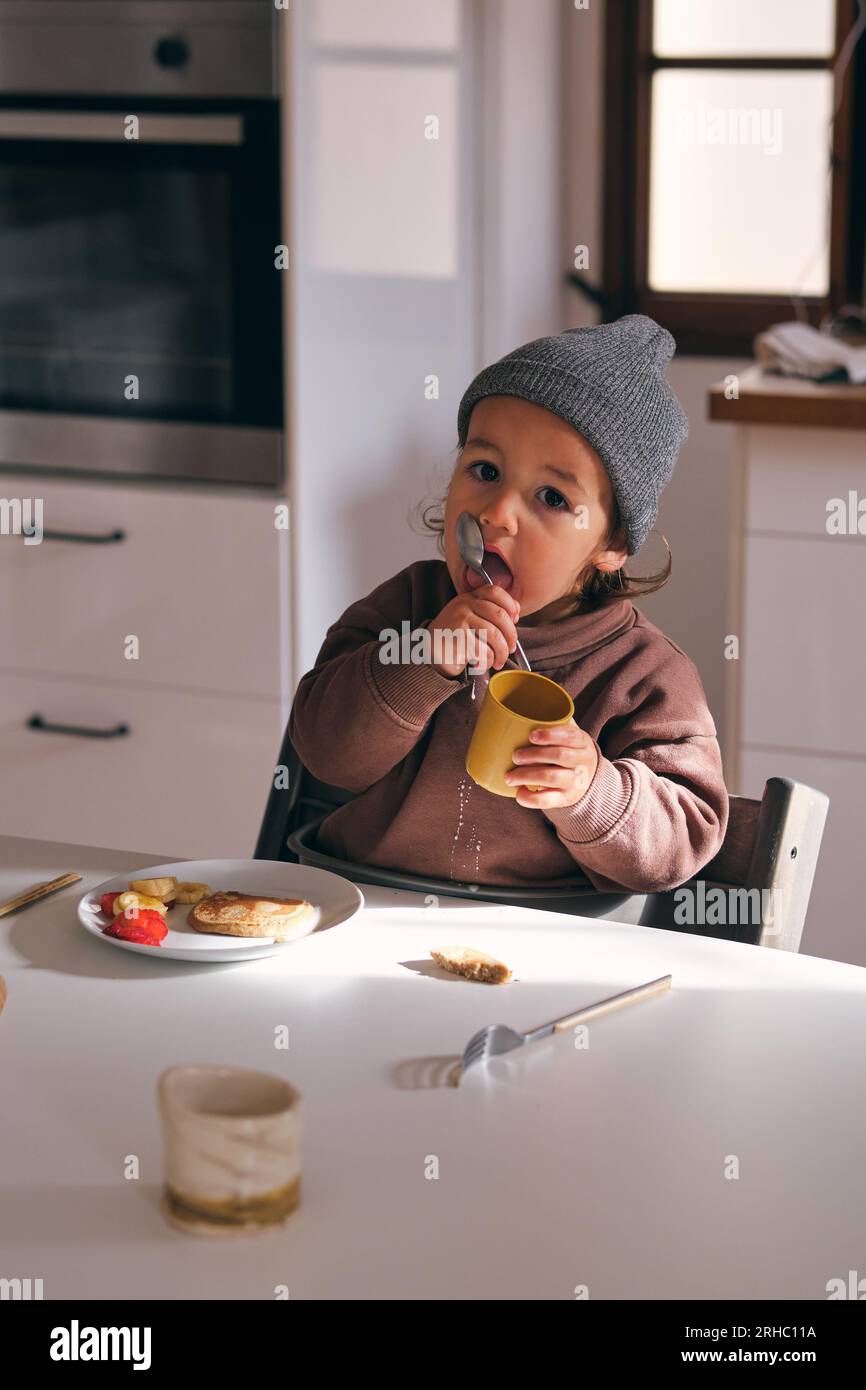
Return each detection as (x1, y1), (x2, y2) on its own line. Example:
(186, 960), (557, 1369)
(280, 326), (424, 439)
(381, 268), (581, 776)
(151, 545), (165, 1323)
(456, 314), (689, 556)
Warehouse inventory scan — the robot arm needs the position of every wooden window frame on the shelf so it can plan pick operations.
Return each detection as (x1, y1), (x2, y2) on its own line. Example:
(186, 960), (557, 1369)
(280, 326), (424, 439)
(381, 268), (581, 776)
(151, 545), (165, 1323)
(585, 0), (861, 356)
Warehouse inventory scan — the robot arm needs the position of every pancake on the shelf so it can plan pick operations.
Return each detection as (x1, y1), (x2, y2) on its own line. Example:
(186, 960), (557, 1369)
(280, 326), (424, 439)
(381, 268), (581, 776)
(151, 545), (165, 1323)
(188, 890), (316, 941)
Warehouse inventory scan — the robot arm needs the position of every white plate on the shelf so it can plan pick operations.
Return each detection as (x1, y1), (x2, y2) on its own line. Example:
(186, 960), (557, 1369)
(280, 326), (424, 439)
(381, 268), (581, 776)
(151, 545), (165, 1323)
(78, 858), (364, 963)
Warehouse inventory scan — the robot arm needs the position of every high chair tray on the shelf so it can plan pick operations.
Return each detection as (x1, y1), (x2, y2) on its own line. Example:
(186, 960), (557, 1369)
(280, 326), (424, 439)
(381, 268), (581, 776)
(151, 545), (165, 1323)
(286, 814), (623, 910)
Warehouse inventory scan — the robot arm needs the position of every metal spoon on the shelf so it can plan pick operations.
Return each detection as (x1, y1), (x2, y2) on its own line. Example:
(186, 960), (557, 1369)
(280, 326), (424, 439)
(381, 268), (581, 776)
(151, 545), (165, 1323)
(456, 512), (531, 672)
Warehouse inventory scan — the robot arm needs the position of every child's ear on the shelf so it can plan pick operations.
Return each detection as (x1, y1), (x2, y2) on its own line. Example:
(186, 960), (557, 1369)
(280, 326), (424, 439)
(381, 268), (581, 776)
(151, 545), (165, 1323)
(595, 528), (629, 575)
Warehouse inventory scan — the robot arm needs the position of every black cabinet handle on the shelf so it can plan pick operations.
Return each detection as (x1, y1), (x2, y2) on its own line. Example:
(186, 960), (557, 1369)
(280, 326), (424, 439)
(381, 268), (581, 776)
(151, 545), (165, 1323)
(27, 714), (130, 739)
(41, 529), (126, 544)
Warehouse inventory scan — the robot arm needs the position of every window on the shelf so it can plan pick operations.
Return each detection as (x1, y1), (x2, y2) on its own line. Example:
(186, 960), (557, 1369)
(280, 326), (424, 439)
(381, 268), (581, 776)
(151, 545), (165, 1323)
(586, 0), (864, 354)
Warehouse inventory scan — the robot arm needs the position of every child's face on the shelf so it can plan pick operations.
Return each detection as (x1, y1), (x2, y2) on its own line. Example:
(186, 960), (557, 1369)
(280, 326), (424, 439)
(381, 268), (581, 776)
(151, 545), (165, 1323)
(444, 395), (629, 623)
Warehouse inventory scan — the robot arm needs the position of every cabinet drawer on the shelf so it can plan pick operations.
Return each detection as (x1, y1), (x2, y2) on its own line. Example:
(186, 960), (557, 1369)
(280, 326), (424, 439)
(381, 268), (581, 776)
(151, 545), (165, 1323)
(0, 673), (286, 859)
(741, 535), (866, 757)
(745, 426), (866, 536)
(0, 473), (287, 697)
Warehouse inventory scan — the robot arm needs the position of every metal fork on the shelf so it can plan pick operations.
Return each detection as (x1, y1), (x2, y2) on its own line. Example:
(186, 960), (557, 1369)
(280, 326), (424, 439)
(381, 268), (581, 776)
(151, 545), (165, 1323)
(453, 974), (672, 1084)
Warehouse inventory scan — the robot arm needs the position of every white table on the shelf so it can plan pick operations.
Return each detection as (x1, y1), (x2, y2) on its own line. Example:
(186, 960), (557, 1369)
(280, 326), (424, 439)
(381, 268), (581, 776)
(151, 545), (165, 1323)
(1, 832), (864, 1301)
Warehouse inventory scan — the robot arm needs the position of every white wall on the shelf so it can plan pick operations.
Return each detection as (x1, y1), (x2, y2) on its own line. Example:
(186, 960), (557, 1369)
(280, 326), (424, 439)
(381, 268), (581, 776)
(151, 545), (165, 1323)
(284, 0), (564, 696)
(641, 355), (750, 779)
(477, 0), (564, 359)
(284, 1), (478, 691)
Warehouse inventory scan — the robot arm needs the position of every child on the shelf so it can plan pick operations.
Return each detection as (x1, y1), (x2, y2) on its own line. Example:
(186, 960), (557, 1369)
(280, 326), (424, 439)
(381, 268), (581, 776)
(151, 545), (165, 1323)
(289, 315), (729, 893)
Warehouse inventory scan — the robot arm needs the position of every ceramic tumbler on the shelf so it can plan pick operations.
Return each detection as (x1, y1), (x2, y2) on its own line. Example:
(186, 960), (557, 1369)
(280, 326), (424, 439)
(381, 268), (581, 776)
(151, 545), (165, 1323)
(158, 1064), (302, 1237)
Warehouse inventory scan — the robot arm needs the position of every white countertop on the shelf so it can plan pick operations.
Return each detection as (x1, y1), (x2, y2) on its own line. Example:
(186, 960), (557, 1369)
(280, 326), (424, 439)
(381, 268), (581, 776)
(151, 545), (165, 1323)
(1, 832), (864, 1300)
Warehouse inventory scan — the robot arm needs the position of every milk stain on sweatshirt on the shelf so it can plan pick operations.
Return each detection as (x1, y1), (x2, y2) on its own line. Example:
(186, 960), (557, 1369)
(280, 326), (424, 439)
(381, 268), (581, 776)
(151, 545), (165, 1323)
(454, 671), (489, 879)
(450, 775), (482, 881)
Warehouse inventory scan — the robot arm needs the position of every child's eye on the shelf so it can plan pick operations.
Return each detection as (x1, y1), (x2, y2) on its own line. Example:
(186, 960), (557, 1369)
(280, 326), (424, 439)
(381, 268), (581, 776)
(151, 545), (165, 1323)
(468, 460), (499, 484)
(467, 461), (569, 512)
(539, 486), (568, 511)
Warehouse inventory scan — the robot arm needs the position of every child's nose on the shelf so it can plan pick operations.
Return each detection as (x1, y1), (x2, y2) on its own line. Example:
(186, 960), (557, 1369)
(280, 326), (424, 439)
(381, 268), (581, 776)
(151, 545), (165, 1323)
(480, 497), (520, 528)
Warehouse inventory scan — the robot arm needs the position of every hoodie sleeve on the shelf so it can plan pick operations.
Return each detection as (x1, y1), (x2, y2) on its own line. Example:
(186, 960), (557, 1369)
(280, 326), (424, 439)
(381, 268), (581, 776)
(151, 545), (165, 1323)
(542, 645), (730, 893)
(289, 573), (469, 793)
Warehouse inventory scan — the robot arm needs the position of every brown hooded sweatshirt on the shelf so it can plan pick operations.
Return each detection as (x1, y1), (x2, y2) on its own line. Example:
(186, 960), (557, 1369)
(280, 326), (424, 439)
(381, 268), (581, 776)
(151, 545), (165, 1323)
(288, 560), (729, 893)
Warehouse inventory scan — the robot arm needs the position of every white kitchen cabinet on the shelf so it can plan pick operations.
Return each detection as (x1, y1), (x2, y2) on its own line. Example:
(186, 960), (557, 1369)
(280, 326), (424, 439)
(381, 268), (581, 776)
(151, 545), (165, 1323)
(0, 472), (287, 699)
(741, 533), (865, 757)
(745, 425), (866, 533)
(0, 472), (291, 854)
(0, 672), (284, 859)
(710, 368), (866, 966)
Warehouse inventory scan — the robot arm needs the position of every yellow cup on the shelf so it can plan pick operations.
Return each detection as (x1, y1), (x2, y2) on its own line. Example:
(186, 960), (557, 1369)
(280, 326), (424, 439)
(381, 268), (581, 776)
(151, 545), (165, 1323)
(466, 669), (575, 797)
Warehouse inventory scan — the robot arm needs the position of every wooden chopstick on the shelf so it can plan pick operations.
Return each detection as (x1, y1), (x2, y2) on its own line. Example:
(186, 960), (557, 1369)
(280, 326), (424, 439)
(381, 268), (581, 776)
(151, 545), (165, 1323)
(0, 872), (83, 919)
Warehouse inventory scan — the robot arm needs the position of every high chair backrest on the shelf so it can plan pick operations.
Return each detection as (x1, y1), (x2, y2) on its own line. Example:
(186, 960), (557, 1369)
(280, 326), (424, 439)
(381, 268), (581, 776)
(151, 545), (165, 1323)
(254, 725), (355, 863)
(644, 778), (829, 951)
(254, 723), (829, 952)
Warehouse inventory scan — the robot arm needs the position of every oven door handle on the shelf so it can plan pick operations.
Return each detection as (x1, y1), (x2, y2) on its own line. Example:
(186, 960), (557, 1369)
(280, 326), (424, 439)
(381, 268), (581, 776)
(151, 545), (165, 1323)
(0, 111), (244, 146)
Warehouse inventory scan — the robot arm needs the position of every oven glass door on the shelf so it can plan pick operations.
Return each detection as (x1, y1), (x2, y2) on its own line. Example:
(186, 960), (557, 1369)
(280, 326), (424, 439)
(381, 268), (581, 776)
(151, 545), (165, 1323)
(0, 100), (282, 429)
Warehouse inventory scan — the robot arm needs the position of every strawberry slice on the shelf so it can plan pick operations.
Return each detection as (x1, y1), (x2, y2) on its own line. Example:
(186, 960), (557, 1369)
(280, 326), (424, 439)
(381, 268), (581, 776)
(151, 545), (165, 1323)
(104, 909), (167, 947)
(99, 891), (119, 916)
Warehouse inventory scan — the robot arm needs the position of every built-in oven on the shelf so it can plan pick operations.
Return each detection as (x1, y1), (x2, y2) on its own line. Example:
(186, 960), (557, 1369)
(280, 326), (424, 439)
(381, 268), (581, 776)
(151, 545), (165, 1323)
(0, 1), (283, 486)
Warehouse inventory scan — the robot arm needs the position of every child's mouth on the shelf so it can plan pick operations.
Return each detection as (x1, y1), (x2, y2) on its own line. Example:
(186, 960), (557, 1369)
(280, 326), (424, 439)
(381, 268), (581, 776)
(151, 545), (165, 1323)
(462, 550), (515, 594)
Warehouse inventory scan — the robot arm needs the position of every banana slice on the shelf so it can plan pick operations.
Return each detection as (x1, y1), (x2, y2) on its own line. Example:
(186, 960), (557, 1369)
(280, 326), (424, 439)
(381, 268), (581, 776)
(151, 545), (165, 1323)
(128, 877), (177, 899)
(114, 891), (166, 914)
(174, 881), (212, 905)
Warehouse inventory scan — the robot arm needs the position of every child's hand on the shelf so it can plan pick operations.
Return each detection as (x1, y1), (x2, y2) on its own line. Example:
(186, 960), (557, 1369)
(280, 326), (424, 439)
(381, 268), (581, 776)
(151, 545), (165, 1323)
(504, 721), (598, 808)
(428, 584), (520, 678)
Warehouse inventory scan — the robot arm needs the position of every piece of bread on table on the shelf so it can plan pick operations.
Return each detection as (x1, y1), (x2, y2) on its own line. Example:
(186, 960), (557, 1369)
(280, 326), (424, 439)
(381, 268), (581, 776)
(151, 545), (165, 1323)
(188, 890), (316, 941)
(430, 944), (513, 984)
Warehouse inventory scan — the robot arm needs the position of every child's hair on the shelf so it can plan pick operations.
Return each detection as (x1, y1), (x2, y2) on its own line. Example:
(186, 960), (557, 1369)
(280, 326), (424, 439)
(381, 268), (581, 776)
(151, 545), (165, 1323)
(409, 445), (672, 616)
